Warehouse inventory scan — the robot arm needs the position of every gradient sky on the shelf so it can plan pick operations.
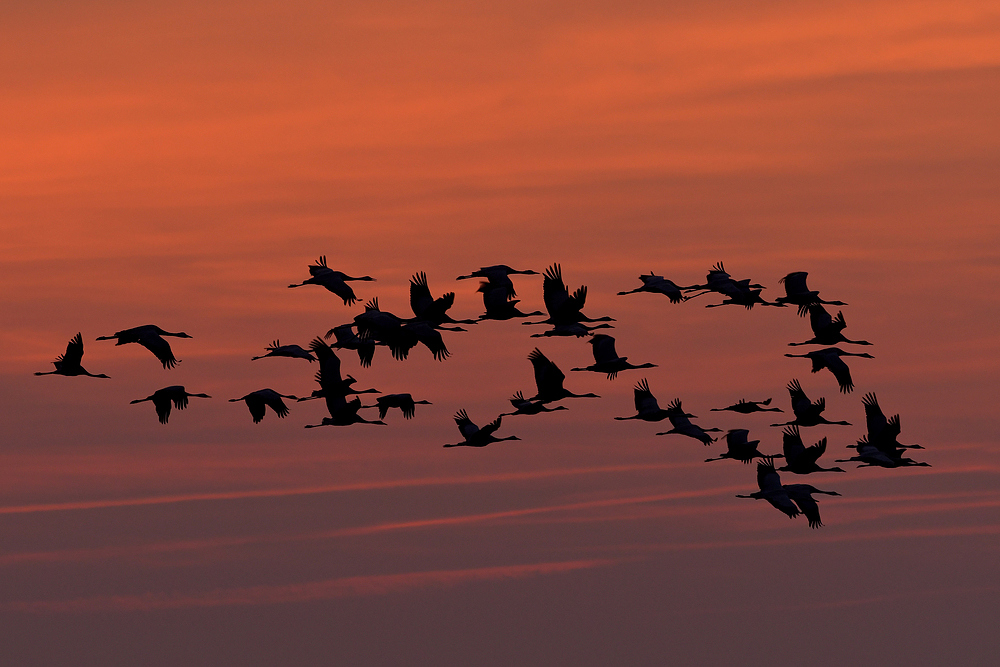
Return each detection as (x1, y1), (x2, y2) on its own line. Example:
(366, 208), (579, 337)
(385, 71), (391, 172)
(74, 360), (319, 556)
(2, 1), (999, 665)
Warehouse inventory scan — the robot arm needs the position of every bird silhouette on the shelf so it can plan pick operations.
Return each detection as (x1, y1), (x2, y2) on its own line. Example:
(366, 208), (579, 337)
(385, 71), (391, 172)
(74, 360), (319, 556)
(777, 426), (845, 474)
(529, 322), (615, 338)
(614, 379), (678, 422)
(857, 392), (923, 453)
(456, 265), (539, 299)
(229, 389), (299, 423)
(836, 438), (931, 468)
(617, 272), (692, 303)
(685, 262), (777, 309)
(775, 271), (847, 316)
(770, 380), (852, 427)
(570, 334), (656, 379)
(130, 386), (210, 424)
(655, 399), (721, 445)
(788, 304), (872, 347)
(409, 271), (477, 330)
(96, 325), (191, 369)
(525, 348), (600, 403)
(524, 264), (615, 329)
(298, 339), (378, 405)
(325, 324), (378, 367)
(476, 282), (544, 321)
(443, 410), (520, 447)
(251, 340), (316, 362)
(704, 429), (776, 464)
(304, 395), (386, 427)
(35, 333), (109, 378)
(783, 483), (841, 528)
(374, 393), (432, 420)
(710, 398), (781, 414)
(785, 347), (874, 393)
(500, 391), (570, 417)
(735, 457), (800, 520)
(288, 255), (375, 305)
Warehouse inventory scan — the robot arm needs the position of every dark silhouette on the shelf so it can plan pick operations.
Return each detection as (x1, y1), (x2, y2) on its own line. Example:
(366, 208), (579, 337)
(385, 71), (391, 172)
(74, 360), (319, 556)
(35, 333), (109, 378)
(836, 393), (929, 468)
(229, 389), (299, 424)
(443, 409), (520, 447)
(685, 262), (781, 309)
(96, 325), (191, 369)
(524, 264), (615, 329)
(375, 393), (431, 420)
(288, 255), (374, 305)
(704, 429), (776, 464)
(655, 399), (721, 445)
(783, 484), (841, 528)
(130, 386), (210, 424)
(788, 304), (872, 347)
(617, 272), (692, 303)
(251, 340), (316, 362)
(409, 272), (477, 330)
(775, 271), (847, 316)
(777, 426), (845, 474)
(785, 347), (874, 393)
(614, 379), (677, 422)
(735, 457), (799, 520)
(297, 338), (378, 403)
(570, 334), (656, 379)
(770, 379), (852, 427)
(525, 348), (600, 404)
(476, 282), (544, 321)
(711, 398), (781, 414)
(836, 438), (931, 468)
(529, 322), (614, 338)
(325, 324), (378, 368)
(304, 395), (386, 427)
(456, 265), (539, 299)
(354, 298), (449, 361)
(500, 391), (570, 417)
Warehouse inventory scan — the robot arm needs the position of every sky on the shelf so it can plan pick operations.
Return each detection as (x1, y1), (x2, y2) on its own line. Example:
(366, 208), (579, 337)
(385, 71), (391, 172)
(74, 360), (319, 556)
(2, 0), (999, 664)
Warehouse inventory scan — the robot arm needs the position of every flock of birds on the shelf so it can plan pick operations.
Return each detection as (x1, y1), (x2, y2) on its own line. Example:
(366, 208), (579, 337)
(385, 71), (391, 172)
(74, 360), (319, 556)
(35, 259), (930, 529)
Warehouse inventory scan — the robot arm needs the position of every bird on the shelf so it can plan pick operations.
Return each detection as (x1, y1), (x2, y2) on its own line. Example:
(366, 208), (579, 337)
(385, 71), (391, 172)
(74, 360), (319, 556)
(783, 484), (841, 528)
(456, 265), (539, 299)
(655, 399), (722, 445)
(524, 264), (615, 329)
(130, 386), (210, 424)
(570, 334), (656, 379)
(614, 379), (677, 422)
(374, 393), (432, 420)
(775, 271), (847, 316)
(836, 438), (931, 468)
(325, 324), (378, 368)
(443, 410), (520, 447)
(251, 340), (316, 362)
(298, 339), (378, 405)
(409, 271), (477, 330)
(475, 282), (544, 321)
(777, 426), (845, 474)
(354, 298), (442, 361)
(704, 429), (775, 464)
(500, 391), (570, 417)
(685, 262), (773, 309)
(857, 392), (923, 453)
(529, 322), (614, 338)
(34, 333), (109, 378)
(525, 348), (600, 403)
(288, 255), (375, 305)
(769, 380), (852, 427)
(304, 395), (386, 427)
(735, 457), (800, 520)
(617, 273), (692, 303)
(96, 325), (191, 369)
(785, 347), (874, 393)
(710, 398), (781, 414)
(229, 389), (299, 424)
(788, 304), (872, 347)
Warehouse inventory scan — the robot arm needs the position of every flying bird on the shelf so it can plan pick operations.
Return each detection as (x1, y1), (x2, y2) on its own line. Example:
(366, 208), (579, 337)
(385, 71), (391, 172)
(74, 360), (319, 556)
(769, 380), (851, 427)
(710, 398), (781, 414)
(570, 334), (656, 379)
(775, 271), (847, 316)
(525, 348), (600, 404)
(704, 429), (775, 464)
(409, 271), (476, 330)
(777, 426), (845, 474)
(783, 483), (841, 528)
(524, 263), (615, 329)
(35, 333), (109, 378)
(500, 391), (570, 417)
(788, 304), (872, 347)
(443, 410), (520, 447)
(785, 347), (874, 393)
(476, 282), (544, 321)
(617, 273), (692, 303)
(304, 395), (386, 427)
(456, 265), (539, 299)
(735, 457), (800, 521)
(325, 324), (377, 368)
(655, 399), (721, 445)
(130, 386), (210, 424)
(251, 340), (316, 362)
(96, 325), (191, 369)
(374, 393), (432, 420)
(614, 379), (677, 422)
(229, 389), (299, 424)
(288, 255), (374, 305)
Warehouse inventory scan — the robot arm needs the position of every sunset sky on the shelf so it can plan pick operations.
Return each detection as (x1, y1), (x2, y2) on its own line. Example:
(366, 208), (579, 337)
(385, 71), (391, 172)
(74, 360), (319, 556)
(2, 1), (999, 664)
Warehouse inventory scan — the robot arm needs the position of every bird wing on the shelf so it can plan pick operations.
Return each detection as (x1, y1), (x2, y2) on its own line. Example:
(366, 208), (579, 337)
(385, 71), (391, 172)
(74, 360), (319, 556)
(454, 409), (479, 439)
(862, 392), (888, 438)
(138, 333), (179, 369)
(262, 391), (289, 419)
(780, 271), (809, 296)
(785, 487), (823, 528)
(633, 379), (660, 414)
(409, 272), (434, 317)
(804, 437), (827, 465)
(246, 394), (267, 423)
(529, 348), (565, 394)
(542, 264), (570, 317)
(827, 356), (854, 393)
(61, 333), (85, 368)
(153, 395), (173, 424)
(787, 380), (810, 415)
(808, 304), (833, 334)
(591, 335), (618, 363)
(479, 415), (503, 437)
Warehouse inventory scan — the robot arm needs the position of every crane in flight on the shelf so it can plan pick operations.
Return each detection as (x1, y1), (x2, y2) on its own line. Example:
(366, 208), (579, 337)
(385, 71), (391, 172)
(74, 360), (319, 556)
(524, 348), (600, 404)
(655, 399), (721, 445)
(711, 398), (781, 414)
(776, 426), (845, 474)
(130, 386), (210, 424)
(229, 389), (299, 424)
(35, 333), (109, 378)
(288, 255), (375, 306)
(251, 340), (316, 362)
(456, 265), (539, 299)
(443, 410), (520, 447)
(500, 391), (569, 417)
(570, 334), (656, 379)
(775, 271), (847, 316)
(770, 380), (852, 427)
(614, 379), (678, 422)
(788, 304), (872, 347)
(785, 347), (874, 393)
(617, 272), (692, 303)
(374, 393), (432, 420)
(704, 429), (776, 464)
(96, 325), (191, 369)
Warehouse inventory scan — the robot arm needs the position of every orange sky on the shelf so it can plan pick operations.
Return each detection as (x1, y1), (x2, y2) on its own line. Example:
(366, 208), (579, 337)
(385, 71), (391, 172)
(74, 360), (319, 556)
(2, 1), (999, 665)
